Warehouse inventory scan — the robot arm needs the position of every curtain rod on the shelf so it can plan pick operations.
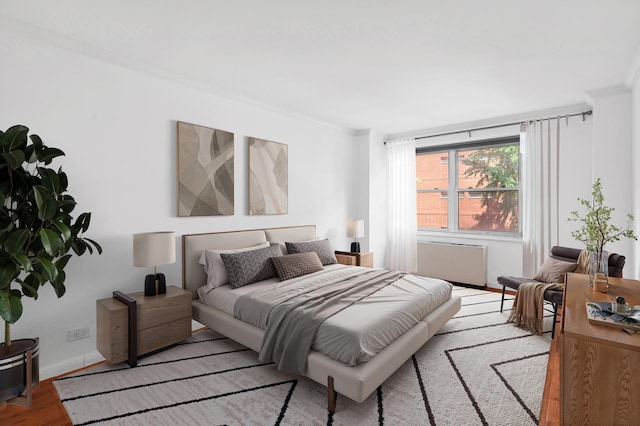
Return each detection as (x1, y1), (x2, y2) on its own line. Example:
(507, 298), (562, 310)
(385, 109), (593, 143)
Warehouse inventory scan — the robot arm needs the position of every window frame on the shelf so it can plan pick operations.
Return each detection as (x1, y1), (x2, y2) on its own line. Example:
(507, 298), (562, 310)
(416, 136), (521, 236)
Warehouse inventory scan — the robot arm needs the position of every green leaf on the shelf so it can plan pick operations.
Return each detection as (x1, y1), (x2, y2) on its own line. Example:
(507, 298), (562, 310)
(0, 293), (22, 324)
(4, 229), (30, 254)
(12, 254), (32, 271)
(51, 268), (66, 298)
(1, 125), (28, 152)
(36, 258), (57, 281)
(52, 221), (72, 242)
(55, 254), (72, 270)
(33, 185), (49, 212)
(71, 239), (87, 256)
(1, 151), (26, 168)
(15, 276), (38, 299)
(37, 147), (65, 164)
(29, 134), (43, 152)
(74, 212), (92, 233)
(85, 238), (103, 254)
(0, 263), (19, 288)
(38, 167), (61, 193)
(40, 228), (63, 256)
(33, 185), (57, 221)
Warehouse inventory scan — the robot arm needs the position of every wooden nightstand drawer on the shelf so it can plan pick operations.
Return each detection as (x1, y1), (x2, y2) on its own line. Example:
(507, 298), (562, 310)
(335, 251), (374, 268)
(97, 285), (192, 365)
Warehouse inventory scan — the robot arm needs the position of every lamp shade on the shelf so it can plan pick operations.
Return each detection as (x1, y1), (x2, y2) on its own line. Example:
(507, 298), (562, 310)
(346, 219), (364, 239)
(133, 231), (176, 267)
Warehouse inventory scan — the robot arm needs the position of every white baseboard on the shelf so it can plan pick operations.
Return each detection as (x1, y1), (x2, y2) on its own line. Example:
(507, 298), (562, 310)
(41, 350), (105, 380)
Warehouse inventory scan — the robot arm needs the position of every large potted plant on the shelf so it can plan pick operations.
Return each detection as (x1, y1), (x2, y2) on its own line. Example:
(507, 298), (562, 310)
(0, 125), (101, 405)
(568, 178), (636, 288)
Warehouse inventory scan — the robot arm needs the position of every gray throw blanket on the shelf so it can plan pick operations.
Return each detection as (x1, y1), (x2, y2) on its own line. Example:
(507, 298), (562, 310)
(235, 269), (405, 374)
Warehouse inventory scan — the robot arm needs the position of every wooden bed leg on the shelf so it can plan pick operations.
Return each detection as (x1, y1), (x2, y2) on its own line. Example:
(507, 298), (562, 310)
(327, 376), (336, 413)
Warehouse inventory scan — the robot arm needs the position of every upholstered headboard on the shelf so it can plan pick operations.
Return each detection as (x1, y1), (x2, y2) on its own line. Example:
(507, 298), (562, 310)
(182, 225), (316, 299)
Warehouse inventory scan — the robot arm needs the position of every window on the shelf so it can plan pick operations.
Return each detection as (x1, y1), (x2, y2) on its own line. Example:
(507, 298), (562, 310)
(416, 137), (520, 234)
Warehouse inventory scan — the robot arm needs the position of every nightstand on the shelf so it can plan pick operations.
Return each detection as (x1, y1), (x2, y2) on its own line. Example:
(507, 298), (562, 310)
(335, 251), (374, 268)
(96, 285), (191, 366)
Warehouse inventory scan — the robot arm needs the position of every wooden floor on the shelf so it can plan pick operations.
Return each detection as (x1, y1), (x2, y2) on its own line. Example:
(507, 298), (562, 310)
(0, 376), (72, 425)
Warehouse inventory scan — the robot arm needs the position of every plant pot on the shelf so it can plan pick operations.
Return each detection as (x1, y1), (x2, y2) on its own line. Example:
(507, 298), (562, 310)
(0, 338), (39, 403)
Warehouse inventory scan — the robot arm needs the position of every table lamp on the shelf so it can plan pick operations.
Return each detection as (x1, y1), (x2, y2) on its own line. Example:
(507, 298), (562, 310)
(347, 219), (364, 253)
(133, 231), (176, 296)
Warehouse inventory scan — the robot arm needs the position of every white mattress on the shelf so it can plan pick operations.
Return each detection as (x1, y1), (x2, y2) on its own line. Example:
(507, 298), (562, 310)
(198, 264), (452, 365)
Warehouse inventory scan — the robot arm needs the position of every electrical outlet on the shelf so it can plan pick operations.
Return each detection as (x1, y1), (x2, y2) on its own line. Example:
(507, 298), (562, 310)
(68, 326), (90, 341)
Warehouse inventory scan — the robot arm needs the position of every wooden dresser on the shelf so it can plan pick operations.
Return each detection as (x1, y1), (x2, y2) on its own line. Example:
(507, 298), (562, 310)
(559, 273), (640, 425)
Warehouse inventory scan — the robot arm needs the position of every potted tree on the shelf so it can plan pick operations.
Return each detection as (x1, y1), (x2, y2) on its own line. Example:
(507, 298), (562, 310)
(568, 178), (636, 290)
(0, 125), (101, 405)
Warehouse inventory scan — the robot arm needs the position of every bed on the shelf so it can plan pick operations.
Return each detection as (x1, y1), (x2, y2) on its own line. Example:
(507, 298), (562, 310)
(182, 225), (461, 412)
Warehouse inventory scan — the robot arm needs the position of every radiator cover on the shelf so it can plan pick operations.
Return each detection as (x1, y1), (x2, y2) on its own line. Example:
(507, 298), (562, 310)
(416, 242), (487, 286)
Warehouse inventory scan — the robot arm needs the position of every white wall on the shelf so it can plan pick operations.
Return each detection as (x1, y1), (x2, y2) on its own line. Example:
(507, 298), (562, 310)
(585, 86), (635, 276)
(0, 28), (360, 378)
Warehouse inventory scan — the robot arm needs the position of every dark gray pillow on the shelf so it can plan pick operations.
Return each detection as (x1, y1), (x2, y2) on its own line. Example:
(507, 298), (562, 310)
(220, 243), (282, 288)
(285, 239), (337, 265)
(271, 252), (324, 281)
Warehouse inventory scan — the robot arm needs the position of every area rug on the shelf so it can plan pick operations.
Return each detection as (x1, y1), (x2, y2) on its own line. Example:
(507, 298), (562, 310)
(53, 286), (553, 425)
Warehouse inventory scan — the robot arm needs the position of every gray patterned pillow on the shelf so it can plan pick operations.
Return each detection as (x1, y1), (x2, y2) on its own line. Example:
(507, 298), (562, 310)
(285, 239), (337, 265)
(271, 252), (324, 281)
(220, 243), (282, 288)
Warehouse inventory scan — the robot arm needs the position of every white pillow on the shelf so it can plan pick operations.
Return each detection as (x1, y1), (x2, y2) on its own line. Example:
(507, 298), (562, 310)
(198, 241), (269, 291)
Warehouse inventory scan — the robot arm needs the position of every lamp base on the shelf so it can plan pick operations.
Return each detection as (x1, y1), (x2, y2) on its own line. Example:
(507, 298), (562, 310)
(350, 242), (361, 253)
(144, 273), (167, 296)
(157, 273), (166, 294)
(144, 274), (156, 296)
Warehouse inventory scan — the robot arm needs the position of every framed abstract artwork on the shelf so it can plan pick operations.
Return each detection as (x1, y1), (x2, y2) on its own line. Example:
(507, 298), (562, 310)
(177, 121), (234, 216)
(248, 137), (288, 215)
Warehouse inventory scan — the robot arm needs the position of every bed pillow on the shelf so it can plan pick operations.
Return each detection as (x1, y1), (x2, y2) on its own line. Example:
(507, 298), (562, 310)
(274, 236), (319, 256)
(271, 252), (324, 281)
(198, 241), (270, 291)
(220, 243), (283, 289)
(533, 257), (577, 283)
(285, 239), (337, 265)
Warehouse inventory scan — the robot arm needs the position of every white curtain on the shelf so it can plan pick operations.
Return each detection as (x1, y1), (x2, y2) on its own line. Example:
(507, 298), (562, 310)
(522, 118), (561, 277)
(386, 138), (417, 272)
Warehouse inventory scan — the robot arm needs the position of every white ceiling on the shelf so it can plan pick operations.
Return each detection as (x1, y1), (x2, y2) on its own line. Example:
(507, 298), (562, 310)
(2, 1), (640, 134)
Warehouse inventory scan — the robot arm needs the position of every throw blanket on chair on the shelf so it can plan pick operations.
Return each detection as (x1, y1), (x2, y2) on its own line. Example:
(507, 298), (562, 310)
(507, 282), (563, 335)
(575, 249), (590, 274)
(508, 250), (590, 335)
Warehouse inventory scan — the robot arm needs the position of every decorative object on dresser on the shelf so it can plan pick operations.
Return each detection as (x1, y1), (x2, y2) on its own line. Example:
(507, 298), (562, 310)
(133, 231), (176, 296)
(335, 251), (374, 268)
(346, 219), (364, 252)
(176, 121), (234, 217)
(96, 285), (191, 367)
(558, 273), (640, 424)
(0, 125), (102, 407)
(568, 177), (637, 290)
(248, 137), (288, 215)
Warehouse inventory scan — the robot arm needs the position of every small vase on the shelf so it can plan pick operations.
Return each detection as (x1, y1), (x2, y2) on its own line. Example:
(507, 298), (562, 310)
(589, 250), (608, 292)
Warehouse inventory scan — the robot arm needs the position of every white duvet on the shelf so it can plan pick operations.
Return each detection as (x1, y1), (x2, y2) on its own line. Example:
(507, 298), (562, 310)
(198, 264), (452, 366)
